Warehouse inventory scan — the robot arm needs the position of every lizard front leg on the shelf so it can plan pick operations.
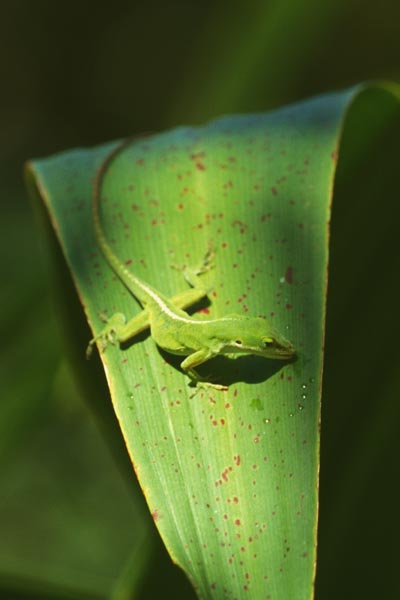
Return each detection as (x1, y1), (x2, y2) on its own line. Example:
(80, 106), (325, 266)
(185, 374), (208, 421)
(180, 349), (228, 391)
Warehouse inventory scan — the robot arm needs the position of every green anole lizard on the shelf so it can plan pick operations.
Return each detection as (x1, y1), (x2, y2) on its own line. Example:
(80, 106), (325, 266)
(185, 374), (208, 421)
(87, 140), (295, 389)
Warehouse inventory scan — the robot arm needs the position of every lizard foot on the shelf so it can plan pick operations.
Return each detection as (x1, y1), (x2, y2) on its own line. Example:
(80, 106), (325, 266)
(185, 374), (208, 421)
(189, 380), (228, 398)
(86, 313), (126, 358)
(171, 242), (215, 283)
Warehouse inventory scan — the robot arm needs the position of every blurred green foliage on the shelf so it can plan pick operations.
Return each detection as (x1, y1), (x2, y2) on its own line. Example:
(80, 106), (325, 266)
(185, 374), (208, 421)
(1, 1), (399, 598)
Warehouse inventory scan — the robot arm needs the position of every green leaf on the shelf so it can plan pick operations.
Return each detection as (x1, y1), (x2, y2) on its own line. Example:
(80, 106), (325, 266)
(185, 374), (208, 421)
(25, 82), (400, 599)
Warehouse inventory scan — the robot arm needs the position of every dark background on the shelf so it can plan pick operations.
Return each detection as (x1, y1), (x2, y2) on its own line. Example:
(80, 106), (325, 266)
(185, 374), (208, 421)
(2, 0), (399, 191)
(1, 1), (399, 599)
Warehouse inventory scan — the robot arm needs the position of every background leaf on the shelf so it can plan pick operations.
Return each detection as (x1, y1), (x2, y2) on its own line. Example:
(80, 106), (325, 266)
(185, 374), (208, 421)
(316, 84), (400, 599)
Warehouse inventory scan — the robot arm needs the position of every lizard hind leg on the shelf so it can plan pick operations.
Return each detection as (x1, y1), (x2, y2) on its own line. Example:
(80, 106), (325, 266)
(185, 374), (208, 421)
(171, 242), (215, 290)
(86, 312), (126, 358)
(183, 242), (215, 287)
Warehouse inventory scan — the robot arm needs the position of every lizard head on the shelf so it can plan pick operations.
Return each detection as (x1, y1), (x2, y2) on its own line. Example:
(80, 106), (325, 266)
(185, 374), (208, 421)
(219, 316), (295, 360)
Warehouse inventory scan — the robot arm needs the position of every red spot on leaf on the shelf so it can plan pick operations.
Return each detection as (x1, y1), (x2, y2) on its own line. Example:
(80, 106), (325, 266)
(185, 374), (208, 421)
(285, 266), (294, 284)
(222, 469), (229, 482)
(232, 219), (247, 233)
(196, 162), (206, 171)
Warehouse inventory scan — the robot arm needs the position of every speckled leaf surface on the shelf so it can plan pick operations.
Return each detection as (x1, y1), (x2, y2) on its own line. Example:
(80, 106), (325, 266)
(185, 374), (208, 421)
(26, 83), (397, 599)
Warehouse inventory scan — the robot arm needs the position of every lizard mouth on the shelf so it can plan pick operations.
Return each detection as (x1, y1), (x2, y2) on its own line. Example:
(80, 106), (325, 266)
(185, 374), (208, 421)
(250, 345), (295, 360)
(274, 346), (296, 359)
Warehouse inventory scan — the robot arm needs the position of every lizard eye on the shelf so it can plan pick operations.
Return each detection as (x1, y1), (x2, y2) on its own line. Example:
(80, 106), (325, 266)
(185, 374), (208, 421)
(263, 338), (274, 348)
(235, 340), (243, 345)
